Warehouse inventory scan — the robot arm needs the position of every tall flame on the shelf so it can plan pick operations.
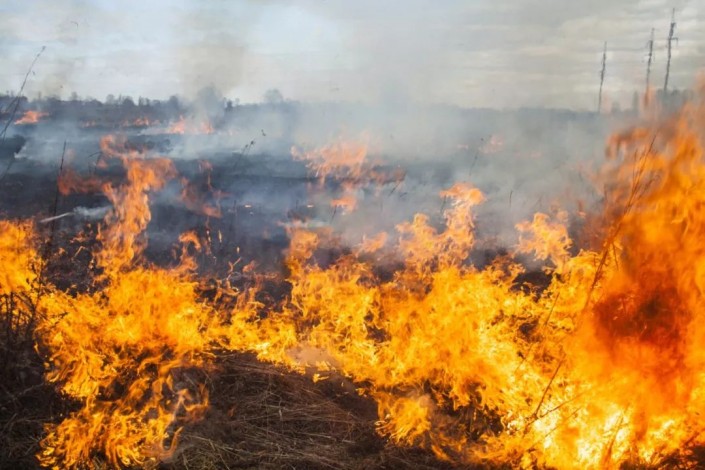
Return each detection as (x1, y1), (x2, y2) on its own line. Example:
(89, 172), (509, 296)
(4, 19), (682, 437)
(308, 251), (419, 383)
(36, 137), (216, 468)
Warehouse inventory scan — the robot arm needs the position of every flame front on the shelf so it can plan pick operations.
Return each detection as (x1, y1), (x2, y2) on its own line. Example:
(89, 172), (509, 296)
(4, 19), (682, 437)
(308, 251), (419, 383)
(1, 91), (705, 468)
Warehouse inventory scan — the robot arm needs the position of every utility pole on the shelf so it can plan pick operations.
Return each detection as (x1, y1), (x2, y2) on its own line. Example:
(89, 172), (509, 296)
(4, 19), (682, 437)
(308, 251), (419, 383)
(645, 28), (655, 96)
(598, 42), (607, 113)
(663, 8), (677, 94)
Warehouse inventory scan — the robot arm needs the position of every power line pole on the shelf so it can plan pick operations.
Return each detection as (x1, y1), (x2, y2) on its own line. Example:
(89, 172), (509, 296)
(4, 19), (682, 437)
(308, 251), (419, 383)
(663, 8), (678, 94)
(598, 42), (607, 113)
(646, 28), (655, 96)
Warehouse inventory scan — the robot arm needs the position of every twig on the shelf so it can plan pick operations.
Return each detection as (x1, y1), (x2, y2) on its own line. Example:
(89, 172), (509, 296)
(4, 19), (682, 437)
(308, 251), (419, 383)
(581, 135), (657, 316)
(599, 411), (626, 467)
(0, 46), (46, 141)
(514, 291), (561, 374)
(27, 141), (67, 332)
(41, 141), (66, 269)
(524, 357), (564, 434)
(0, 46), (46, 185)
(439, 195), (447, 214)
(387, 178), (403, 197)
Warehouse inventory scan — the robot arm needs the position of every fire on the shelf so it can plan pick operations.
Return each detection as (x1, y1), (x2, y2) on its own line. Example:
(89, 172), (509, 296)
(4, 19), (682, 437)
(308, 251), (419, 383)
(14, 110), (48, 125)
(291, 139), (405, 215)
(292, 140), (369, 182)
(0, 221), (38, 295)
(1, 89), (705, 468)
(263, 92), (705, 467)
(167, 116), (186, 134)
(166, 115), (214, 135)
(180, 160), (223, 218)
(36, 137), (221, 468)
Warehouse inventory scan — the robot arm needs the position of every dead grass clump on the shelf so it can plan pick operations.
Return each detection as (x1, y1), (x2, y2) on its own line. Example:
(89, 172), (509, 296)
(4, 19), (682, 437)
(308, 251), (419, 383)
(166, 352), (456, 470)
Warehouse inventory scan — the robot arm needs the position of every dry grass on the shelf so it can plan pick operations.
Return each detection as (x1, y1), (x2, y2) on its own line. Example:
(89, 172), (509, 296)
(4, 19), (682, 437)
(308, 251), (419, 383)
(166, 352), (456, 470)
(0, 292), (64, 470)
(0, 328), (459, 470)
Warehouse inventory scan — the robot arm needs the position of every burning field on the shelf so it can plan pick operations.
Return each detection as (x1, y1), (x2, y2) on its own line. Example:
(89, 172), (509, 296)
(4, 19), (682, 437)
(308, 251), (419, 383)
(1, 86), (705, 469)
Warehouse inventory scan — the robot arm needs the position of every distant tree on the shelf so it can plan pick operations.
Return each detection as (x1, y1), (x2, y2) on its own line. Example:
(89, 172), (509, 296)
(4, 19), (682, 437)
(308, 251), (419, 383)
(263, 88), (284, 105)
(105, 94), (116, 105)
(122, 96), (135, 108)
(166, 95), (181, 113)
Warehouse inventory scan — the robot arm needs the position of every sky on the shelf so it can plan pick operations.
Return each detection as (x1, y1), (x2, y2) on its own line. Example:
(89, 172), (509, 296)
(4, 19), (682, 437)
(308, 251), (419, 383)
(0, 0), (703, 110)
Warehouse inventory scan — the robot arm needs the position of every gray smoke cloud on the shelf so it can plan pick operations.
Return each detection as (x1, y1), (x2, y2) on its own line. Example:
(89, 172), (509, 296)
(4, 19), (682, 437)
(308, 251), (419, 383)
(1, 0), (703, 258)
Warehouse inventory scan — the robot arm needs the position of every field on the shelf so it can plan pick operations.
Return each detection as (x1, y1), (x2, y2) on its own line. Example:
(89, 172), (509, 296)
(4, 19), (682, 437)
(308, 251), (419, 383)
(1, 94), (704, 469)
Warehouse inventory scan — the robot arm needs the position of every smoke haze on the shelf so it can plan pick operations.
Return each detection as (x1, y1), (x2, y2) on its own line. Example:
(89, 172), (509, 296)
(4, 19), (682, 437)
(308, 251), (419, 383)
(1, 0), (703, 108)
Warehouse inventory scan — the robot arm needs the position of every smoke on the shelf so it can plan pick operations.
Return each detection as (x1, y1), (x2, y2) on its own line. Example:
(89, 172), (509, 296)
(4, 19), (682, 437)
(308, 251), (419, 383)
(3, 0), (702, 260)
(3, 0), (703, 105)
(5, 93), (624, 257)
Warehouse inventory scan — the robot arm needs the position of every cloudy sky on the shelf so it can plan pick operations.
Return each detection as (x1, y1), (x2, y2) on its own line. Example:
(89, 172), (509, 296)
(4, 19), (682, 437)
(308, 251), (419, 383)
(0, 0), (703, 109)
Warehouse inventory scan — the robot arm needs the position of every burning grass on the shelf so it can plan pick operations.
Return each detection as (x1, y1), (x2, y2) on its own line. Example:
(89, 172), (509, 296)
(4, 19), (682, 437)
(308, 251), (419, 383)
(2, 88), (705, 469)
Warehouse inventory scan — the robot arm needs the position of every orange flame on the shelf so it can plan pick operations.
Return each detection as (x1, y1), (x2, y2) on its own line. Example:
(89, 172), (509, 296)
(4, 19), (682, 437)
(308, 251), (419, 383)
(166, 116), (186, 134)
(180, 160), (223, 218)
(166, 116), (214, 135)
(36, 135), (211, 468)
(292, 140), (369, 183)
(292, 139), (405, 216)
(14, 110), (48, 125)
